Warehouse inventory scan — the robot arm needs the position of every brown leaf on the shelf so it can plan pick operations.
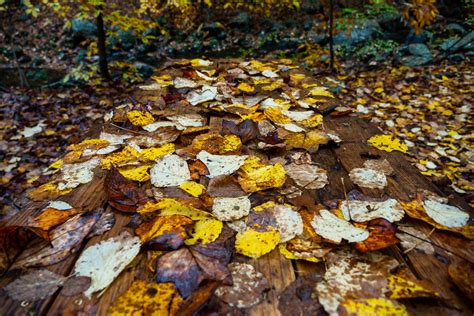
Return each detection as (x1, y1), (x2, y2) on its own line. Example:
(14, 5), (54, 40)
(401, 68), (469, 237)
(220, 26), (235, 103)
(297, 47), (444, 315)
(355, 219), (400, 253)
(222, 119), (259, 143)
(177, 281), (218, 316)
(27, 207), (84, 240)
(0, 226), (31, 273)
(105, 167), (148, 213)
(136, 215), (193, 250)
(4, 269), (66, 301)
(187, 159), (209, 180)
(11, 211), (100, 269)
(156, 242), (231, 298)
(88, 210), (115, 238)
(207, 175), (246, 198)
(61, 276), (92, 297)
(278, 274), (323, 316)
(448, 260), (474, 301)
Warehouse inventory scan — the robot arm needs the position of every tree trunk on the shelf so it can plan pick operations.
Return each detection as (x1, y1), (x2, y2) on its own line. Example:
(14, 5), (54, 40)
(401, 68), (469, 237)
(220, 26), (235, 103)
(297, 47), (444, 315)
(328, 0), (335, 72)
(96, 5), (111, 80)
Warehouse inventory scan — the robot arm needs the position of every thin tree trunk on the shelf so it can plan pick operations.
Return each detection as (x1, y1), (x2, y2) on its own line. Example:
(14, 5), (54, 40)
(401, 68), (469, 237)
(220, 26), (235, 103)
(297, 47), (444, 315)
(328, 0), (335, 72)
(96, 5), (111, 80)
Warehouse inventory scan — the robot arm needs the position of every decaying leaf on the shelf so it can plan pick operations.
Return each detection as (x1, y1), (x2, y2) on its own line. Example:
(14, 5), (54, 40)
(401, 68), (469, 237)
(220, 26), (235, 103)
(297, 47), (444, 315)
(185, 219), (223, 245)
(27, 182), (72, 201)
(278, 274), (323, 316)
(401, 192), (473, 239)
(386, 275), (439, 299)
(88, 211), (115, 238)
(27, 207), (84, 240)
(189, 133), (242, 154)
(4, 269), (66, 301)
(106, 167), (147, 213)
(212, 196), (251, 221)
(187, 85), (218, 105)
(235, 227), (280, 258)
(448, 260), (474, 301)
(179, 181), (206, 197)
(61, 276), (92, 297)
(395, 226), (435, 255)
(57, 158), (100, 190)
(363, 159), (394, 176)
(197, 151), (248, 178)
(339, 198), (405, 223)
(368, 134), (408, 153)
(108, 280), (182, 316)
(257, 203), (303, 242)
(310, 209), (369, 243)
(207, 175), (246, 197)
(215, 262), (270, 309)
(349, 167), (387, 190)
(355, 219), (399, 253)
(12, 211), (100, 269)
(237, 156), (286, 192)
(127, 110), (155, 126)
(284, 130), (329, 152)
(284, 162), (328, 189)
(150, 154), (191, 187)
(73, 231), (141, 298)
(139, 199), (212, 220)
(156, 242), (231, 298)
(315, 250), (399, 316)
(118, 165), (151, 182)
(339, 298), (408, 316)
(135, 215), (192, 249)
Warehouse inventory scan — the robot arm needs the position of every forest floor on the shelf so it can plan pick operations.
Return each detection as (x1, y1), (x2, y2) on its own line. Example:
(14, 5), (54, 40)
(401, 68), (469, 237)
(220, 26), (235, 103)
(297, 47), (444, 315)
(1, 60), (473, 217)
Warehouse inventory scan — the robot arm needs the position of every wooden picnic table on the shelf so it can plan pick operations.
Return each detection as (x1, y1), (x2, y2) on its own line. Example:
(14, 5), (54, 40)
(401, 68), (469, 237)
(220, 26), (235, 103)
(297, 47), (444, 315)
(0, 60), (472, 316)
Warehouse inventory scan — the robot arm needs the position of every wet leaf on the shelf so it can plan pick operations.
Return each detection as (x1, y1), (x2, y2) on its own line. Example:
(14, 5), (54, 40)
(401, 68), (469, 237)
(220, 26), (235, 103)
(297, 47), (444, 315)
(278, 274), (323, 316)
(27, 207), (83, 240)
(73, 231), (141, 298)
(237, 156), (286, 193)
(106, 167), (147, 213)
(185, 219), (223, 246)
(310, 209), (369, 243)
(355, 219), (400, 253)
(61, 276), (92, 297)
(235, 227), (280, 258)
(448, 260), (474, 301)
(207, 175), (246, 198)
(4, 269), (66, 301)
(368, 134), (408, 153)
(338, 198), (405, 223)
(108, 280), (182, 316)
(135, 215), (192, 249)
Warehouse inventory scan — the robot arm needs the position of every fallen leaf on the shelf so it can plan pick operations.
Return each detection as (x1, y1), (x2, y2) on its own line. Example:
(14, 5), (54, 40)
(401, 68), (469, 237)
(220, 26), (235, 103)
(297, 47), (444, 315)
(108, 280), (182, 316)
(135, 215), (193, 249)
(257, 203), (303, 242)
(187, 85), (218, 105)
(237, 156), (286, 193)
(207, 175), (246, 197)
(338, 198), (405, 223)
(185, 219), (223, 245)
(177, 281), (218, 316)
(349, 167), (387, 190)
(367, 134), (408, 153)
(355, 219), (400, 253)
(4, 269), (66, 301)
(212, 196), (251, 221)
(61, 276), (92, 297)
(363, 159), (394, 176)
(278, 274), (323, 316)
(12, 211), (100, 269)
(197, 151), (248, 178)
(339, 298), (408, 316)
(179, 181), (206, 197)
(88, 211), (115, 237)
(284, 162), (328, 189)
(235, 227), (280, 258)
(395, 226), (435, 255)
(57, 158), (100, 190)
(188, 134), (242, 155)
(27, 182), (72, 201)
(222, 119), (259, 143)
(127, 110), (155, 126)
(73, 231), (141, 298)
(156, 242), (231, 297)
(215, 262), (270, 308)
(448, 260), (474, 301)
(106, 167), (147, 213)
(150, 154), (192, 187)
(386, 275), (439, 299)
(310, 209), (369, 243)
(27, 207), (84, 240)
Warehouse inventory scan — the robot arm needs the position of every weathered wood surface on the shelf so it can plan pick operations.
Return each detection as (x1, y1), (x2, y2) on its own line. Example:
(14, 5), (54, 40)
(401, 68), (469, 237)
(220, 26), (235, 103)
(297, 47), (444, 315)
(1, 115), (472, 316)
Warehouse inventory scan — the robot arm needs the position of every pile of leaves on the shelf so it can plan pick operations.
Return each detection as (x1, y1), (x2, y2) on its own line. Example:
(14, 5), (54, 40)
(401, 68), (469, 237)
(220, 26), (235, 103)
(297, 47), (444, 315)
(325, 63), (473, 207)
(0, 59), (472, 315)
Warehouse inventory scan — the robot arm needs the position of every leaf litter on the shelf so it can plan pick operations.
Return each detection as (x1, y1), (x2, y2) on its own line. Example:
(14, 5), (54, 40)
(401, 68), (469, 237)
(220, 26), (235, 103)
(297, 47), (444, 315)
(1, 59), (472, 314)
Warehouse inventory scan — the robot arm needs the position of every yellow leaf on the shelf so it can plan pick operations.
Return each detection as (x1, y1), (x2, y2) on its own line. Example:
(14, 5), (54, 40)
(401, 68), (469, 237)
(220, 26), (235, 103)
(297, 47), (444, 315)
(179, 181), (205, 197)
(151, 74), (172, 85)
(237, 157), (286, 193)
(368, 134), (408, 153)
(284, 130), (329, 151)
(235, 228), (280, 258)
(278, 244), (320, 263)
(138, 199), (213, 220)
(49, 159), (63, 169)
(386, 275), (439, 299)
(100, 146), (140, 169)
(135, 215), (192, 243)
(118, 165), (151, 182)
(27, 182), (72, 201)
(290, 73), (305, 80)
(309, 87), (334, 98)
(237, 82), (255, 93)
(264, 107), (291, 124)
(253, 78), (271, 85)
(374, 87), (384, 94)
(139, 144), (175, 162)
(185, 219), (223, 245)
(262, 81), (285, 91)
(108, 280), (182, 316)
(127, 110), (155, 126)
(190, 133), (242, 154)
(339, 298), (408, 316)
(67, 139), (109, 152)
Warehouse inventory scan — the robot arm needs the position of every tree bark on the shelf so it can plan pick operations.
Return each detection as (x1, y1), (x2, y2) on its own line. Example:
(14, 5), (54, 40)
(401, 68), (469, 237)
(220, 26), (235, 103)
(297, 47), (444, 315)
(96, 5), (111, 80)
(328, 0), (335, 72)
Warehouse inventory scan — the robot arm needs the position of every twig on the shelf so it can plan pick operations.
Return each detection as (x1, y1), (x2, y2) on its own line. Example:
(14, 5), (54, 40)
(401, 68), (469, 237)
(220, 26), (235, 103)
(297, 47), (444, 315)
(403, 227), (435, 254)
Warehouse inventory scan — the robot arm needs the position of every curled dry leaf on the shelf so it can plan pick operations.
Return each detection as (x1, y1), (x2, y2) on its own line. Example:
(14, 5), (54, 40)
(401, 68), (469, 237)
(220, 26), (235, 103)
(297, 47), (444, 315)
(156, 242), (231, 298)
(4, 269), (66, 301)
(215, 262), (270, 309)
(73, 231), (141, 298)
(108, 280), (183, 316)
(106, 167), (148, 213)
(212, 196), (251, 221)
(349, 167), (387, 190)
(310, 209), (369, 243)
(197, 151), (248, 178)
(150, 154), (191, 187)
(339, 198), (405, 223)
(12, 211), (100, 269)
